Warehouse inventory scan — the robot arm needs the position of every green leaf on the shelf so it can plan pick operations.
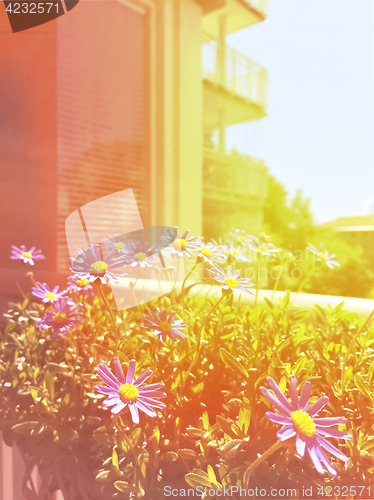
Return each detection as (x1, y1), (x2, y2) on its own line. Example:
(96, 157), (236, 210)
(44, 371), (54, 401)
(219, 348), (248, 378)
(5, 321), (16, 335)
(202, 411), (209, 431)
(161, 451), (178, 462)
(179, 449), (196, 459)
(185, 472), (212, 488)
(95, 470), (109, 482)
(191, 382), (204, 394)
(114, 481), (134, 492)
(112, 448), (119, 469)
(131, 427), (142, 445)
(239, 406), (251, 434)
(11, 421), (39, 435)
(27, 386), (39, 403)
(216, 416), (239, 439)
(354, 374), (372, 401)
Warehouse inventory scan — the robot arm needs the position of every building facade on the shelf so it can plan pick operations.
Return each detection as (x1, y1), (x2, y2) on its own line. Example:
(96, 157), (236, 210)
(0, 0), (268, 309)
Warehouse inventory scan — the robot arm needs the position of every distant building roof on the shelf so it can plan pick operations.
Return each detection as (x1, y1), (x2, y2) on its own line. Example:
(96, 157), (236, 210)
(320, 215), (374, 232)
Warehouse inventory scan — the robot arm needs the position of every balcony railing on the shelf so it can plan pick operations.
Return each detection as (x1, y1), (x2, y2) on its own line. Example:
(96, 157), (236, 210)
(242, 0), (269, 17)
(203, 146), (268, 204)
(202, 33), (269, 110)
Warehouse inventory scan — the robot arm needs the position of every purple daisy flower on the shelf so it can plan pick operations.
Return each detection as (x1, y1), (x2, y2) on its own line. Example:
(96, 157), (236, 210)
(247, 236), (281, 257)
(308, 244), (339, 269)
(95, 358), (166, 424)
(102, 234), (128, 254)
(161, 228), (202, 259)
(142, 308), (188, 342)
(123, 240), (160, 268)
(69, 243), (128, 285)
(260, 376), (352, 475)
(209, 264), (254, 296)
(11, 245), (45, 265)
(67, 275), (94, 295)
(32, 282), (69, 304)
(36, 298), (83, 339)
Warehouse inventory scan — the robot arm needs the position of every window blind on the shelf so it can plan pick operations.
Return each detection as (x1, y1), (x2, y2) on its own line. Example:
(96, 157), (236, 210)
(57, 0), (149, 273)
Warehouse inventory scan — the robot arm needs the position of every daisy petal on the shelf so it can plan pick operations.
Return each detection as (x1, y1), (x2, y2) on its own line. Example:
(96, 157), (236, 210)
(277, 425), (296, 441)
(97, 369), (121, 390)
(134, 369), (153, 387)
(299, 381), (311, 410)
(111, 401), (127, 414)
(94, 385), (118, 396)
(296, 435), (306, 457)
(265, 412), (292, 426)
(129, 403), (140, 424)
(126, 360), (136, 384)
(260, 387), (291, 416)
(290, 375), (298, 410)
(266, 378), (292, 411)
(307, 396), (329, 417)
(316, 427), (352, 440)
(316, 436), (350, 462)
(316, 447), (337, 476)
(136, 400), (157, 418)
(113, 358), (125, 384)
(313, 417), (347, 427)
(98, 364), (121, 388)
(103, 396), (120, 407)
(137, 395), (166, 408)
(307, 445), (325, 474)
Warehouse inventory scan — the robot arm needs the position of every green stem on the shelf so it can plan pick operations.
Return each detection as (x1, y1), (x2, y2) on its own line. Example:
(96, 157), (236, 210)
(254, 260), (261, 352)
(98, 283), (119, 357)
(243, 440), (285, 487)
(187, 294), (227, 373)
(181, 261), (199, 302)
(152, 336), (160, 372)
(271, 267), (282, 302)
(341, 308), (374, 393)
(290, 260), (315, 306)
(234, 294), (241, 332)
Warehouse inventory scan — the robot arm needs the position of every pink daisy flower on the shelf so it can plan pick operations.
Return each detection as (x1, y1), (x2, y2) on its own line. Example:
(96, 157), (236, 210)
(36, 298), (83, 339)
(142, 308), (188, 342)
(69, 243), (127, 285)
(32, 282), (69, 304)
(260, 376), (352, 475)
(11, 245), (45, 265)
(95, 358), (166, 424)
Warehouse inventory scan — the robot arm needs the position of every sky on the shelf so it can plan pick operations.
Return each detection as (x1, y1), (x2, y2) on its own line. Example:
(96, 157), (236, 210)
(227, 0), (374, 223)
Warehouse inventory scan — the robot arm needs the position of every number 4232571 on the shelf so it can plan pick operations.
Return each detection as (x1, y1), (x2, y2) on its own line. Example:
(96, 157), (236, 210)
(5, 2), (59, 14)
(318, 486), (371, 497)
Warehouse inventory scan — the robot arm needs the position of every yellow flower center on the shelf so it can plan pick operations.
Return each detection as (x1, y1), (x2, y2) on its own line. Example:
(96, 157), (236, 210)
(115, 242), (125, 249)
(90, 261), (108, 274)
(135, 252), (147, 261)
(291, 410), (316, 438)
(119, 383), (139, 402)
(23, 252), (32, 258)
(54, 312), (67, 324)
(159, 320), (172, 332)
(233, 250), (239, 256)
(77, 279), (89, 287)
(319, 252), (328, 260)
(45, 292), (56, 301)
(258, 246), (268, 253)
(225, 277), (238, 288)
(173, 238), (186, 251)
(201, 247), (212, 257)
(239, 236), (246, 242)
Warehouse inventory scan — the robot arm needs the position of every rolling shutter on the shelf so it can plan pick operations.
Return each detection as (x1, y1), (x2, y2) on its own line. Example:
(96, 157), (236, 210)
(57, 0), (149, 272)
